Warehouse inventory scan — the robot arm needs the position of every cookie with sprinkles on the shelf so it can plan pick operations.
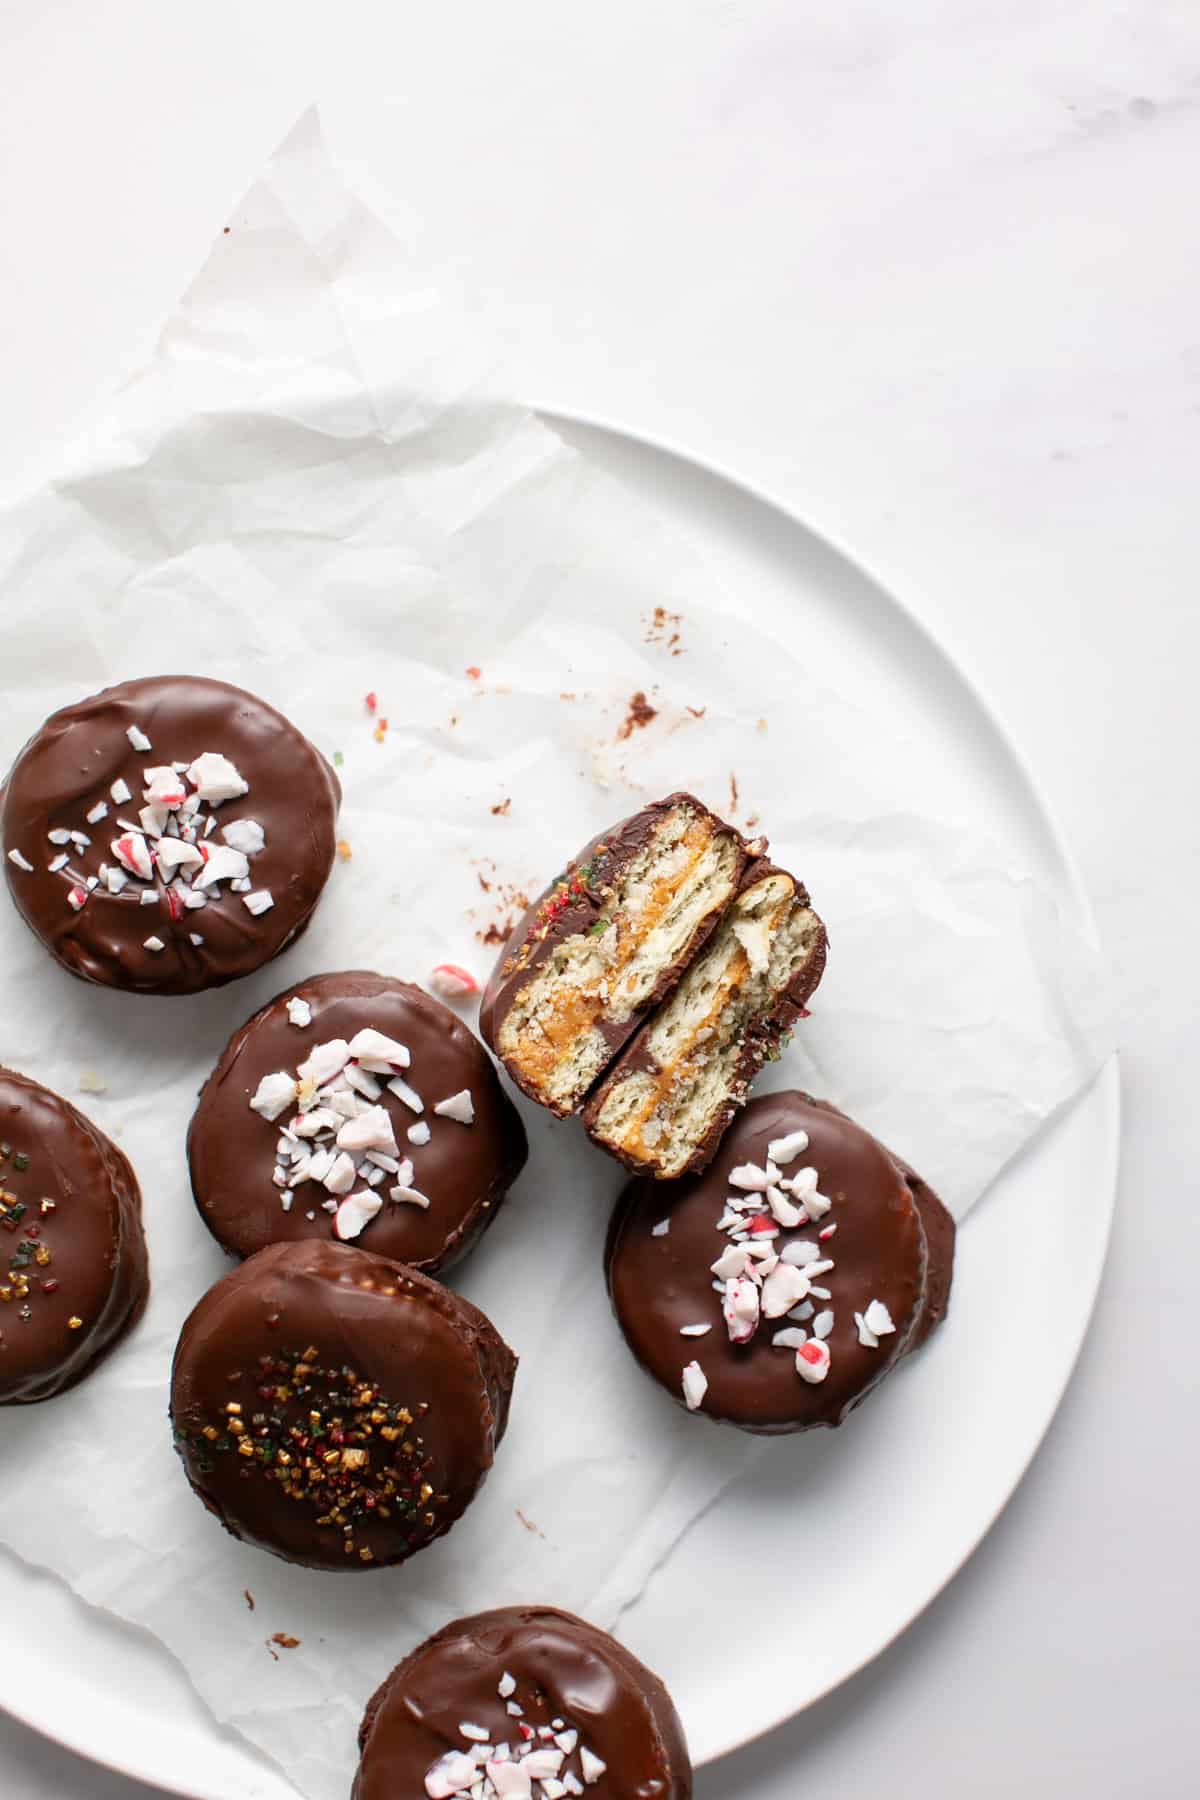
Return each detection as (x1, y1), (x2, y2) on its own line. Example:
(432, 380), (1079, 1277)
(0, 674), (340, 994)
(354, 1605), (692, 1799)
(605, 1091), (955, 1434)
(0, 1068), (148, 1404)
(187, 971), (526, 1274)
(170, 1240), (516, 1571)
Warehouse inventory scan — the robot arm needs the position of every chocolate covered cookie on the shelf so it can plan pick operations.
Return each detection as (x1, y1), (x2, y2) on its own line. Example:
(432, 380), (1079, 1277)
(0, 1069), (148, 1403)
(2, 675), (340, 994)
(170, 1240), (516, 1570)
(354, 1605), (692, 1800)
(188, 972), (526, 1274)
(606, 1092), (954, 1435)
(480, 794), (746, 1117)
(584, 857), (826, 1178)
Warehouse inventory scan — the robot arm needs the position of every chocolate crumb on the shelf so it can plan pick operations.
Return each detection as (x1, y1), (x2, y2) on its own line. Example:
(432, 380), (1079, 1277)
(477, 871), (492, 893)
(516, 1507), (546, 1539)
(686, 705), (706, 719)
(617, 691), (658, 741)
(244, 1589), (255, 1612)
(729, 772), (739, 815)
(480, 922), (508, 947)
(269, 1632), (300, 1651)
(490, 798), (511, 817)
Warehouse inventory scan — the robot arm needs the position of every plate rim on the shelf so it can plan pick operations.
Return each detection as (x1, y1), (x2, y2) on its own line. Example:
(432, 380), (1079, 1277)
(0, 413), (1119, 1797)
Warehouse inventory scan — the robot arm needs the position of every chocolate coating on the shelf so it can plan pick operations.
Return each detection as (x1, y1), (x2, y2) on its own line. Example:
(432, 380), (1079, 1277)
(1, 675), (340, 994)
(189, 972), (526, 1273)
(354, 1605), (692, 1800)
(170, 1240), (516, 1571)
(606, 1092), (953, 1435)
(479, 793), (747, 1116)
(0, 1069), (148, 1404)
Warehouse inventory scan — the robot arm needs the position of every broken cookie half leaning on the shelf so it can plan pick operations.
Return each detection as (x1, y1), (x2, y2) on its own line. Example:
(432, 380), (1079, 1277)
(479, 793), (827, 1178)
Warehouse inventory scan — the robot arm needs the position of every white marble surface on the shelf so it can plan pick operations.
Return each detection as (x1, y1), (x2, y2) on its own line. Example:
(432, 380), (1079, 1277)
(1, 2), (1196, 1796)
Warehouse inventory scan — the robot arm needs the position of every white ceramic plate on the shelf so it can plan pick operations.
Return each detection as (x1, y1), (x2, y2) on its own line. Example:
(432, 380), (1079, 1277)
(0, 420), (1118, 1797)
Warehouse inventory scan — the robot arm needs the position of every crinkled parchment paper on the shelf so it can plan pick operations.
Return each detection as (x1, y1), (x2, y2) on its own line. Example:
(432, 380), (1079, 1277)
(0, 112), (1113, 1800)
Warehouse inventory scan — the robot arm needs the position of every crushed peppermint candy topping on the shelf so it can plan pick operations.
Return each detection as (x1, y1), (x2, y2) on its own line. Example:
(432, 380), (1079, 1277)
(692, 1137), (848, 1390)
(41, 743), (271, 938)
(248, 1026), (464, 1237)
(423, 1671), (611, 1797)
(681, 1360), (708, 1410)
(7, 848), (34, 872)
(651, 1217), (670, 1237)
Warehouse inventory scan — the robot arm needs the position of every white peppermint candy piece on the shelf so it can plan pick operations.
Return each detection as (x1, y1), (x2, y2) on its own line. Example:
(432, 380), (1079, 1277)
(855, 1312), (879, 1348)
(154, 836), (204, 874)
(144, 766), (188, 808)
(388, 1075), (424, 1113)
(728, 1162), (770, 1191)
(322, 1152), (357, 1195)
(781, 1165), (818, 1201)
(111, 833), (154, 881)
(710, 1244), (750, 1281)
(242, 889), (274, 916)
(681, 1360), (709, 1410)
(812, 1310), (835, 1339)
(864, 1298), (896, 1337)
(780, 1239), (821, 1267)
(795, 1338), (831, 1383)
(407, 1120), (432, 1145)
(333, 1190), (382, 1240)
(291, 1107), (341, 1139)
(221, 818), (266, 855)
(7, 849), (33, 872)
(298, 1039), (351, 1086)
(346, 1028), (411, 1067)
(390, 1185), (431, 1209)
(767, 1128), (810, 1165)
(336, 1105), (398, 1156)
(110, 777), (132, 804)
(722, 1275), (760, 1344)
(486, 1762), (532, 1799)
(772, 1327), (808, 1349)
(286, 997), (312, 1028)
(579, 1747), (608, 1785)
(126, 724), (152, 752)
(186, 752), (249, 805)
(766, 1185), (805, 1228)
(193, 844), (250, 889)
(761, 1264), (812, 1318)
(433, 1089), (475, 1125)
(521, 1750), (564, 1779)
(249, 1072), (298, 1121)
(424, 1750), (479, 1797)
(496, 1672), (516, 1700)
(805, 1187), (833, 1220)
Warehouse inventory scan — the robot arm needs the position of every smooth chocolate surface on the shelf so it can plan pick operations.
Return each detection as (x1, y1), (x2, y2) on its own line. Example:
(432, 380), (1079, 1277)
(1, 674), (340, 994)
(0, 1068), (148, 1404)
(189, 972), (526, 1274)
(479, 793), (747, 1115)
(606, 1091), (950, 1435)
(170, 1240), (515, 1571)
(354, 1605), (692, 1800)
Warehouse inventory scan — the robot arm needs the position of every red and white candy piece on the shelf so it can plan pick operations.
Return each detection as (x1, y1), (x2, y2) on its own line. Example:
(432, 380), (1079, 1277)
(111, 833), (154, 881)
(429, 963), (478, 1000)
(722, 1275), (760, 1344)
(795, 1337), (831, 1384)
(424, 1749), (479, 1797)
(144, 766), (188, 808)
